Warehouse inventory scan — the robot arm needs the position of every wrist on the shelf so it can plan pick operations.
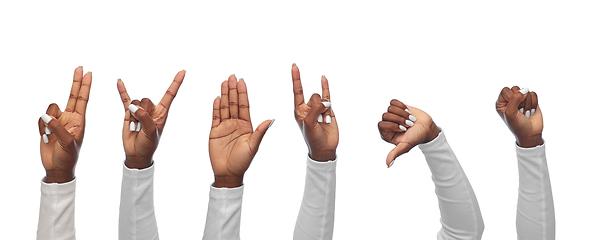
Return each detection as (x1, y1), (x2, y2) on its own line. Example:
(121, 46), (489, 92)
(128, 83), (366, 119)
(516, 134), (543, 148)
(309, 150), (337, 162)
(45, 169), (75, 183)
(125, 155), (153, 169)
(423, 121), (440, 144)
(213, 175), (244, 188)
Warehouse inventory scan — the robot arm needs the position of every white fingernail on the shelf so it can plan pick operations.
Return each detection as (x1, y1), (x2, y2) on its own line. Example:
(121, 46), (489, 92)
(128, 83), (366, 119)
(399, 125), (407, 131)
(531, 109), (536, 116)
(130, 122), (136, 131)
(389, 160), (395, 168)
(41, 114), (52, 124)
(406, 120), (414, 127)
(45, 127), (51, 135)
(519, 108), (524, 113)
(409, 115), (416, 122)
(519, 88), (529, 95)
(269, 119), (275, 128)
(405, 109), (411, 114)
(128, 104), (139, 113)
(322, 102), (331, 108)
(525, 110), (530, 118)
(43, 134), (49, 143)
(136, 122), (141, 131)
(318, 115), (323, 123)
(326, 115), (332, 124)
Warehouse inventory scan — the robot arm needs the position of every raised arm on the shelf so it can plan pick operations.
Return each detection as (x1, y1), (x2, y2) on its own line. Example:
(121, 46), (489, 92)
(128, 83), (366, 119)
(496, 86), (555, 240)
(203, 74), (273, 240)
(37, 66), (92, 240)
(291, 64), (339, 240)
(117, 70), (186, 240)
(378, 99), (484, 240)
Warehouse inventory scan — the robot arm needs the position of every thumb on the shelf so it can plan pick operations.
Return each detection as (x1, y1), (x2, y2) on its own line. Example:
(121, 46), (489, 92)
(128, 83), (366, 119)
(386, 142), (415, 168)
(41, 114), (75, 146)
(128, 104), (158, 137)
(505, 90), (526, 123)
(249, 119), (275, 152)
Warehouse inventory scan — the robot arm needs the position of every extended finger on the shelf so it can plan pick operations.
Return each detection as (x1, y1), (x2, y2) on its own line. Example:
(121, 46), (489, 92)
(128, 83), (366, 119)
(75, 71), (92, 116)
(237, 79), (251, 122)
(321, 75), (330, 101)
(65, 66), (83, 112)
(249, 119), (275, 153)
(220, 80), (229, 121)
(141, 98), (155, 117)
(292, 63), (305, 107)
(228, 75), (239, 119)
(158, 70), (186, 110)
(387, 142), (415, 168)
(212, 97), (221, 128)
(529, 92), (538, 116)
(117, 79), (132, 111)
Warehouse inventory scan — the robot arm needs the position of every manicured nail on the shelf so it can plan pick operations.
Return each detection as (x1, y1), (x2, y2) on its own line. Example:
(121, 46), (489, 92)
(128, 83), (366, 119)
(129, 122), (136, 131)
(41, 114), (52, 124)
(322, 102), (331, 108)
(117, 78), (122, 82)
(405, 109), (411, 114)
(519, 88), (529, 95)
(405, 120), (414, 127)
(45, 127), (51, 135)
(78, 66), (83, 69)
(409, 115), (416, 122)
(43, 134), (49, 144)
(326, 115), (332, 124)
(322, 75), (326, 79)
(292, 63), (297, 67)
(531, 109), (536, 116)
(136, 122), (141, 131)
(86, 71), (92, 75)
(318, 115), (323, 123)
(269, 119), (275, 128)
(128, 104), (139, 113)
(182, 69), (186, 73)
(399, 125), (407, 131)
(519, 108), (524, 113)
(239, 78), (244, 82)
(525, 110), (530, 118)
(389, 160), (395, 168)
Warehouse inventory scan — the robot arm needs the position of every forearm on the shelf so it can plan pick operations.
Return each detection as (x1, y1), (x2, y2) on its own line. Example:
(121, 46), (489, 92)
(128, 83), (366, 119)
(202, 185), (244, 240)
(293, 156), (337, 240)
(418, 131), (484, 240)
(516, 143), (555, 240)
(119, 162), (158, 240)
(37, 178), (77, 240)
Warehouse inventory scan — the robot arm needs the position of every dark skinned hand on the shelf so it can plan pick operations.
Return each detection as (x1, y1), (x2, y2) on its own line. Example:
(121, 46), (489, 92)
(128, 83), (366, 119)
(496, 86), (543, 148)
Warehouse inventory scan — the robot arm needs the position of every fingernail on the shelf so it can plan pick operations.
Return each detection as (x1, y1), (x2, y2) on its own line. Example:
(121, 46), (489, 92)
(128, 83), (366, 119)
(128, 104), (139, 113)
(41, 114), (52, 124)
(399, 125), (407, 131)
(130, 122), (136, 131)
(519, 108), (524, 113)
(239, 78), (244, 81)
(519, 88), (529, 95)
(326, 115), (332, 124)
(269, 119), (275, 128)
(322, 75), (326, 79)
(43, 134), (49, 144)
(87, 71), (92, 75)
(136, 122), (141, 131)
(318, 115), (323, 123)
(117, 78), (122, 82)
(531, 109), (536, 115)
(78, 66), (83, 69)
(409, 115), (416, 122)
(525, 110), (530, 118)
(45, 127), (51, 135)
(322, 102), (331, 108)
(292, 63), (297, 67)
(405, 109), (411, 114)
(389, 160), (395, 168)
(406, 120), (414, 127)
(182, 69), (186, 73)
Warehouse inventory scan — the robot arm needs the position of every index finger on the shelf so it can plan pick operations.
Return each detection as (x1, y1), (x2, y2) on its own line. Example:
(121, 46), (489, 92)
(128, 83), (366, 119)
(497, 87), (513, 105)
(75, 71), (92, 116)
(65, 66), (83, 113)
(321, 75), (330, 101)
(158, 70), (186, 110)
(292, 63), (305, 107)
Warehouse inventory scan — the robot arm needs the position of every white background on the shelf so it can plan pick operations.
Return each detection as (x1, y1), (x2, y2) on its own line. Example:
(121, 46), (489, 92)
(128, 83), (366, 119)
(1, 1), (606, 239)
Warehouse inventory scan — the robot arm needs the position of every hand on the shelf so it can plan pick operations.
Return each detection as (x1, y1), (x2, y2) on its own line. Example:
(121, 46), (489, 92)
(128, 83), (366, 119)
(378, 99), (440, 167)
(209, 75), (273, 188)
(291, 64), (338, 161)
(38, 66), (92, 183)
(496, 86), (543, 148)
(117, 70), (186, 169)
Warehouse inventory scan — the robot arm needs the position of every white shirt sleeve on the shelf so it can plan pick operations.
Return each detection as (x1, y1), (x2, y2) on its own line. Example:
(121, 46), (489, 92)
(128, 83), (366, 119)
(515, 143), (555, 240)
(119, 162), (159, 240)
(37, 178), (77, 240)
(418, 130), (484, 240)
(202, 185), (244, 240)
(293, 156), (337, 240)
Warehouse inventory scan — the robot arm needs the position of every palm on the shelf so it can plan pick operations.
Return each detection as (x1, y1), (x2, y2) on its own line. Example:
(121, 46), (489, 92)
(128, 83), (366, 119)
(385, 106), (433, 147)
(40, 112), (83, 171)
(209, 119), (255, 177)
